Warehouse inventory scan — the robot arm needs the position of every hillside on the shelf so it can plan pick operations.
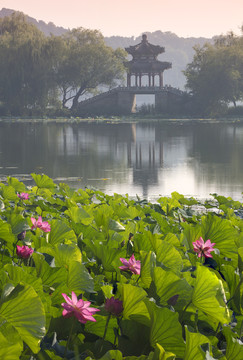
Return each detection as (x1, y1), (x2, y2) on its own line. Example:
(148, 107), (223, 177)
(0, 8), (213, 89)
(0, 8), (67, 36)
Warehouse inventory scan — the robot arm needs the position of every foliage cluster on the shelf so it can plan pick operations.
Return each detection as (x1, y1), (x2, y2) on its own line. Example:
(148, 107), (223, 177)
(184, 31), (243, 116)
(0, 174), (243, 359)
(0, 13), (126, 116)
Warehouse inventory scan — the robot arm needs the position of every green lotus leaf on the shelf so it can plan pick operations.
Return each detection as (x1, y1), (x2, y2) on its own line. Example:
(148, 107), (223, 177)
(118, 319), (150, 357)
(180, 223), (202, 251)
(157, 196), (181, 215)
(101, 285), (113, 299)
(0, 324), (23, 360)
(220, 264), (241, 313)
(238, 247), (243, 274)
(32, 253), (67, 289)
(49, 219), (77, 246)
(31, 173), (56, 189)
(201, 214), (239, 264)
(88, 243), (125, 272)
(163, 233), (180, 247)
(1, 185), (18, 201)
(93, 205), (114, 228)
(151, 343), (176, 360)
(119, 284), (149, 326)
(3, 264), (53, 328)
(40, 243), (82, 267)
(192, 265), (231, 324)
(0, 219), (15, 252)
(67, 261), (94, 293)
(184, 326), (210, 360)
(7, 213), (29, 235)
(108, 219), (125, 232)
(64, 206), (93, 225)
(140, 250), (156, 288)
(133, 232), (154, 252)
(98, 350), (123, 360)
(150, 237), (183, 275)
(224, 327), (243, 360)
(153, 267), (192, 308)
(145, 299), (185, 357)
(7, 177), (26, 193)
(0, 283), (45, 354)
(85, 314), (117, 344)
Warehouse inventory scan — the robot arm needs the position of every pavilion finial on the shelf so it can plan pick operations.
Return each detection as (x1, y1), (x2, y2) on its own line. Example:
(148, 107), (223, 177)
(142, 34), (147, 42)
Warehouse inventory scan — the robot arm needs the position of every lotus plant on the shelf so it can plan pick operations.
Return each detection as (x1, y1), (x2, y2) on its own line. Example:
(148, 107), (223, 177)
(105, 296), (123, 316)
(61, 291), (99, 324)
(119, 254), (141, 275)
(192, 237), (215, 258)
(16, 245), (34, 259)
(31, 216), (51, 232)
(17, 230), (26, 241)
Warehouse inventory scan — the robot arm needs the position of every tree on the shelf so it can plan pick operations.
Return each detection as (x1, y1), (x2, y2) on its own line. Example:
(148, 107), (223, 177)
(55, 28), (127, 111)
(0, 13), (60, 115)
(184, 32), (243, 115)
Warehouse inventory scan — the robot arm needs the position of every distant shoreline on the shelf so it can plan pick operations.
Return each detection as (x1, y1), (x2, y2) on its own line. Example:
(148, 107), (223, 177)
(0, 116), (243, 124)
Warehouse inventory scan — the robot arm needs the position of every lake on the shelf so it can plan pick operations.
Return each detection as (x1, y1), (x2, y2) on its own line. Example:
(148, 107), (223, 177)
(0, 119), (242, 201)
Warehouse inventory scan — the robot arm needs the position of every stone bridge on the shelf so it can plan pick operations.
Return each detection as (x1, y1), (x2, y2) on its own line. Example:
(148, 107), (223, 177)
(76, 86), (186, 116)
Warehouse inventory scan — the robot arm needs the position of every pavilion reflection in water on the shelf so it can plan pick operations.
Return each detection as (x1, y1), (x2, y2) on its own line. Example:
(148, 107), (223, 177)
(56, 122), (188, 199)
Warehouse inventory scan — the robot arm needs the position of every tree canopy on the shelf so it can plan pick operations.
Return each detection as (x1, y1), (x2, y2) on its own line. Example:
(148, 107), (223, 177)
(55, 28), (127, 111)
(184, 32), (243, 115)
(0, 13), (55, 115)
(0, 13), (126, 116)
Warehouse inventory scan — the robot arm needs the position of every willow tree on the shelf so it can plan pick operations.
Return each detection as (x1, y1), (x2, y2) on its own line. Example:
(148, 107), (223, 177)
(55, 28), (127, 111)
(0, 13), (59, 115)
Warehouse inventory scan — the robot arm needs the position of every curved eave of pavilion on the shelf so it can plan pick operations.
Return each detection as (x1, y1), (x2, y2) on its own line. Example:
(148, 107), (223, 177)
(124, 60), (172, 73)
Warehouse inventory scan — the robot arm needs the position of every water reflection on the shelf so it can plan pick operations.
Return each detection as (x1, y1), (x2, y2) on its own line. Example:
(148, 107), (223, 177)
(0, 120), (242, 200)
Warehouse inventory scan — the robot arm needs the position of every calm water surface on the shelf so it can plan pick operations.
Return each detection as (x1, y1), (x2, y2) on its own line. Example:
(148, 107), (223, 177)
(0, 119), (242, 201)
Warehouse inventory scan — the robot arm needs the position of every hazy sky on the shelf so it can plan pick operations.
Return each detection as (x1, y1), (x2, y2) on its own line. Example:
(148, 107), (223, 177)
(1, 0), (243, 38)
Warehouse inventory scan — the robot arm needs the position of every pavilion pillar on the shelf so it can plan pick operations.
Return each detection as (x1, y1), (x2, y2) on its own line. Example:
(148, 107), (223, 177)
(139, 74), (142, 87)
(148, 74), (151, 87)
(127, 73), (131, 87)
(135, 74), (138, 87)
(152, 74), (155, 87)
(159, 73), (163, 88)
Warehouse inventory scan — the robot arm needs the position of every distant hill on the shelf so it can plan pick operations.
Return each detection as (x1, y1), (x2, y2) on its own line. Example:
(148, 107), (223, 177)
(0, 8), (214, 89)
(0, 8), (67, 36)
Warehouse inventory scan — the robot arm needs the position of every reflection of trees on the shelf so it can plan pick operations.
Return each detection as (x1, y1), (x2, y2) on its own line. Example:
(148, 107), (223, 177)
(0, 121), (242, 199)
(188, 123), (243, 187)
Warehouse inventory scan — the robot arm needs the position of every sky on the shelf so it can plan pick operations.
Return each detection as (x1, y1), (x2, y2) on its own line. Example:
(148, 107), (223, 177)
(1, 0), (243, 38)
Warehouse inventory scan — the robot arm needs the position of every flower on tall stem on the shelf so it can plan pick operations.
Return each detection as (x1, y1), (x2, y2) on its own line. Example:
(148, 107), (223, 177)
(119, 254), (141, 275)
(105, 296), (123, 316)
(17, 193), (30, 200)
(61, 291), (99, 324)
(31, 216), (51, 232)
(192, 237), (215, 258)
(16, 245), (34, 259)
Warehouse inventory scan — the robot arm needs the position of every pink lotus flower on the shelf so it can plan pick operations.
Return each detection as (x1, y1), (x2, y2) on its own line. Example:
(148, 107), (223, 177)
(61, 292), (99, 324)
(31, 216), (51, 232)
(119, 254), (141, 275)
(17, 192), (29, 200)
(105, 296), (123, 316)
(16, 245), (34, 259)
(192, 237), (215, 258)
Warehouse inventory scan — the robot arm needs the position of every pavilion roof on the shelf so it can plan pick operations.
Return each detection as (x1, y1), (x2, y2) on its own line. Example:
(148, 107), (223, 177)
(125, 34), (165, 58)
